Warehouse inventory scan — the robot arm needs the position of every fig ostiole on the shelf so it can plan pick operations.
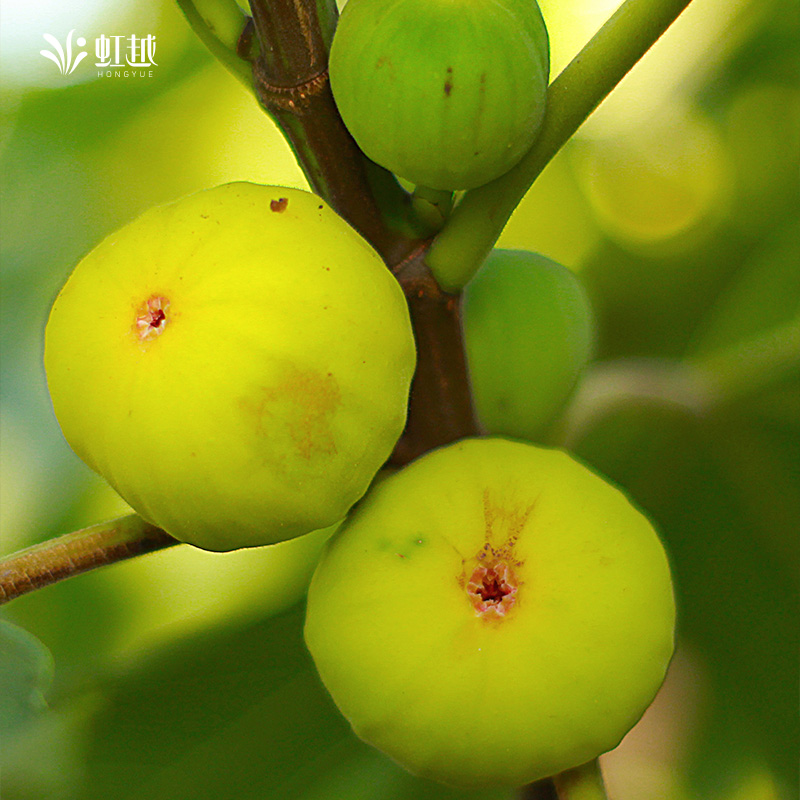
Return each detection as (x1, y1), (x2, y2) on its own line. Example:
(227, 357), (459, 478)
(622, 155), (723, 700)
(329, 0), (550, 191)
(463, 249), (595, 440)
(305, 437), (675, 788)
(44, 182), (416, 552)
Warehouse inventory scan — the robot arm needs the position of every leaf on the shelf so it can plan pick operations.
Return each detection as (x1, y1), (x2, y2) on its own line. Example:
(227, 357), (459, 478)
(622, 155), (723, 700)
(0, 619), (54, 734)
(7, 603), (513, 800)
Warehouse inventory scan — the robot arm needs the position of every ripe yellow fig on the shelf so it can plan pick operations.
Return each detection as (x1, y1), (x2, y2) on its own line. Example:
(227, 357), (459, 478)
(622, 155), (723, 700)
(44, 183), (416, 551)
(305, 438), (675, 787)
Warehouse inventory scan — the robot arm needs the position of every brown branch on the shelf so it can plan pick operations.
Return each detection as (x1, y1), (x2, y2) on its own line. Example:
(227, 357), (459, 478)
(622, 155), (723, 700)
(248, 0), (420, 266)
(390, 245), (481, 465)
(0, 515), (179, 605)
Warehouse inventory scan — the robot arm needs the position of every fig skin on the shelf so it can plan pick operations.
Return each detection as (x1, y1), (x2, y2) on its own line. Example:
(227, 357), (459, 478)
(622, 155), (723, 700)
(305, 438), (675, 788)
(329, 0), (550, 191)
(463, 250), (594, 440)
(44, 183), (416, 551)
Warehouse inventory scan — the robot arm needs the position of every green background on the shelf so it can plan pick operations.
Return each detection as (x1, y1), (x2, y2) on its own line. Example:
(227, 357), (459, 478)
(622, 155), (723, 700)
(1, 0), (797, 797)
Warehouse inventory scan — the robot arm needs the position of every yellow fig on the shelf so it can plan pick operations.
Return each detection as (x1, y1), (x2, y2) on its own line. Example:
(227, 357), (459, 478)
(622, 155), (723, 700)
(305, 437), (675, 787)
(44, 183), (416, 551)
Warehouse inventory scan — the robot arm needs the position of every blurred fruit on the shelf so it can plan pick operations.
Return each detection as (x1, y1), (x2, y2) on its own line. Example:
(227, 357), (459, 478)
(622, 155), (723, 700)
(44, 182), (416, 551)
(463, 249), (594, 440)
(329, 0), (549, 190)
(305, 437), (675, 787)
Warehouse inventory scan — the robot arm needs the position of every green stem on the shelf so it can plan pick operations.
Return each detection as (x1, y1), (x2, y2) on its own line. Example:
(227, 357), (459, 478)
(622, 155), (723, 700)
(410, 186), (455, 236)
(559, 315), (800, 446)
(552, 761), (610, 800)
(0, 516), (179, 605)
(427, 0), (694, 291)
(177, 0), (254, 88)
(691, 314), (800, 407)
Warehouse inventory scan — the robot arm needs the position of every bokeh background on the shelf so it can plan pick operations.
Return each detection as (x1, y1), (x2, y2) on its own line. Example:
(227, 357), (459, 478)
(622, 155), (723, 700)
(1, 0), (797, 798)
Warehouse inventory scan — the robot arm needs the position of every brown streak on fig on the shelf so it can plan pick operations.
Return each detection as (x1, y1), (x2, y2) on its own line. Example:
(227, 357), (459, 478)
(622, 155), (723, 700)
(240, 366), (340, 460)
(481, 489), (536, 550)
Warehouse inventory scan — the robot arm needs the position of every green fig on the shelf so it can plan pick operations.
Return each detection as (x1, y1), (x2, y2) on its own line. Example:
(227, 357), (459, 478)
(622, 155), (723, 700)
(305, 437), (675, 787)
(44, 183), (416, 551)
(463, 249), (595, 440)
(329, 0), (550, 191)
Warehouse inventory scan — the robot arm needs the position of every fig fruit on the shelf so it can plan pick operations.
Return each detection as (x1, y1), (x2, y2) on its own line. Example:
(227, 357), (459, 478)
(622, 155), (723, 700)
(329, 0), (549, 191)
(463, 249), (594, 440)
(305, 437), (675, 787)
(44, 182), (416, 551)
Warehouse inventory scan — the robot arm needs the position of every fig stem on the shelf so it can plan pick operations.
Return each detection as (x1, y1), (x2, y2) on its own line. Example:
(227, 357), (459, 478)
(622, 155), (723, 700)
(552, 760), (610, 800)
(691, 313), (800, 408)
(559, 315), (800, 446)
(426, 0), (695, 291)
(176, 0), (255, 88)
(0, 515), (179, 605)
(390, 244), (482, 465)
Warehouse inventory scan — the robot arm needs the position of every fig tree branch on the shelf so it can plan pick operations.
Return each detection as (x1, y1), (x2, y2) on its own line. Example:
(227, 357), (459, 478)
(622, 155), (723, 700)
(390, 244), (481, 465)
(426, 0), (695, 290)
(247, 0), (422, 265)
(0, 516), (179, 605)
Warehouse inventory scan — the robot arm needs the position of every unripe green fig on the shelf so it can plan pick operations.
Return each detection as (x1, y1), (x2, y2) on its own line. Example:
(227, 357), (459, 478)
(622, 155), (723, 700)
(329, 0), (549, 191)
(463, 249), (594, 440)
(305, 437), (675, 788)
(44, 183), (416, 551)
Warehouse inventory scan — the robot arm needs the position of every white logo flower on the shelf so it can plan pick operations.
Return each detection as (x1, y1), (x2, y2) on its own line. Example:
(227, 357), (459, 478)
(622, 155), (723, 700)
(40, 30), (87, 75)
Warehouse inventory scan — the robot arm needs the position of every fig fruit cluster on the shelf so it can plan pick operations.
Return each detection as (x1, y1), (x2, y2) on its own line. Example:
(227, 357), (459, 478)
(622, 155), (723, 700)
(305, 437), (676, 787)
(330, 0), (550, 190)
(44, 183), (416, 551)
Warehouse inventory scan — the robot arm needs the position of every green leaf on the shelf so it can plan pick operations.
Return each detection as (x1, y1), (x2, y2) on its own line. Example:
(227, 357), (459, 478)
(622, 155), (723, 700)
(0, 619), (54, 735)
(7, 604), (513, 800)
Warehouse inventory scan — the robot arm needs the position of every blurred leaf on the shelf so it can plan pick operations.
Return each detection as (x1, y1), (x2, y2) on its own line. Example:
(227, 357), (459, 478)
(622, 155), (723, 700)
(0, 619), (54, 734)
(6, 603), (513, 800)
(572, 399), (799, 798)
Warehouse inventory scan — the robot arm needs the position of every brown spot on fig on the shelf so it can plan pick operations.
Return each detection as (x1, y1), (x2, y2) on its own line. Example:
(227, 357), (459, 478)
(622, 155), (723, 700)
(240, 365), (341, 461)
(482, 489), (536, 549)
(444, 66), (453, 96)
(270, 198), (289, 212)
